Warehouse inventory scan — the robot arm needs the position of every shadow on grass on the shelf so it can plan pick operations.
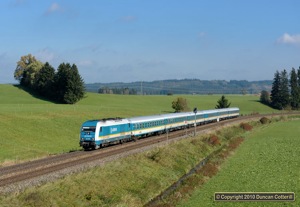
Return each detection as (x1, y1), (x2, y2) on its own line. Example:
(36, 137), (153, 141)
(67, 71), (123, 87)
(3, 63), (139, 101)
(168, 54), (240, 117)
(249, 100), (261, 103)
(161, 110), (175, 113)
(249, 99), (275, 108)
(13, 84), (60, 104)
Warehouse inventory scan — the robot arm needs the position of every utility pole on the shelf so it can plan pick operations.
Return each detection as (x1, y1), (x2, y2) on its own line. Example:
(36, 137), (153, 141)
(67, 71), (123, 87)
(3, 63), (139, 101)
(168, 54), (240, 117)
(193, 107), (197, 136)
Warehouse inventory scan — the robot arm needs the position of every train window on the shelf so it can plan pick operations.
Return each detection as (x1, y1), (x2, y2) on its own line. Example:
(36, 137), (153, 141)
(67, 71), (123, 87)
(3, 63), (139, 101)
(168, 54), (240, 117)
(100, 127), (102, 132)
(82, 127), (96, 132)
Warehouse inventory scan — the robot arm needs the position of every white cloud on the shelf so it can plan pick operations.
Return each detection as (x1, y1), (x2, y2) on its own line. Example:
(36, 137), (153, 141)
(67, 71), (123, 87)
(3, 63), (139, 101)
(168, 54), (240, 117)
(45, 3), (63, 15)
(277, 33), (300, 44)
(78, 60), (94, 67)
(35, 48), (56, 62)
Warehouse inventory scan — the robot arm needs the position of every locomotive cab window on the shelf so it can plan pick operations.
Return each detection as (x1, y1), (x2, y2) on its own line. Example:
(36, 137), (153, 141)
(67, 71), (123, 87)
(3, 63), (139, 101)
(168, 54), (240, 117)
(82, 127), (96, 132)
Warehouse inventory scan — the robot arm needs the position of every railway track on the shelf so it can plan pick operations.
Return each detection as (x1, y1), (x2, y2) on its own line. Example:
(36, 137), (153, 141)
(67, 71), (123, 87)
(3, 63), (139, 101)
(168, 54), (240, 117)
(0, 112), (299, 190)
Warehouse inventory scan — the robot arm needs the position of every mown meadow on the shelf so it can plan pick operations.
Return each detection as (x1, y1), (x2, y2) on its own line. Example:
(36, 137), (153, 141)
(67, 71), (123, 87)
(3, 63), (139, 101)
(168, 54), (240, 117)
(0, 111), (272, 206)
(1, 84), (299, 207)
(0, 84), (276, 164)
(177, 119), (300, 207)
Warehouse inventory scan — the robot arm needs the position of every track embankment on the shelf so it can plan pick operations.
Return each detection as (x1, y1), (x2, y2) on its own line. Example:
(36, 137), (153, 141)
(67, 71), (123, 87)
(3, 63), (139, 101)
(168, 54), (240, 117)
(0, 112), (299, 194)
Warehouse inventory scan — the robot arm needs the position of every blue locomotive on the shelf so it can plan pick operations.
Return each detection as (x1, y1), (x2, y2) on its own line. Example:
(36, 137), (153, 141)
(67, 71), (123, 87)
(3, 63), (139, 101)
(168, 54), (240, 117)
(80, 107), (240, 150)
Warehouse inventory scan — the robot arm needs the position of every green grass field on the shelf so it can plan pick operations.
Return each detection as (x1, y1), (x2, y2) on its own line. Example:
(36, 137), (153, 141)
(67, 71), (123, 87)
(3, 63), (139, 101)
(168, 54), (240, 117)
(0, 84), (276, 164)
(178, 120), (300, 207)
(0, 114), (254, 206)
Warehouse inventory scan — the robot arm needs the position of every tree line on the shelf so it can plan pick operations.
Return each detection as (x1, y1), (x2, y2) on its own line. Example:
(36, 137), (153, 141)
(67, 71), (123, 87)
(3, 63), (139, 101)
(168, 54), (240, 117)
(14, 54), (85, 104)
(171, 95), (231, 112)
(86, 79), (272, 95)
(98, 87), (137, 95)
(261, 67), (300, 110)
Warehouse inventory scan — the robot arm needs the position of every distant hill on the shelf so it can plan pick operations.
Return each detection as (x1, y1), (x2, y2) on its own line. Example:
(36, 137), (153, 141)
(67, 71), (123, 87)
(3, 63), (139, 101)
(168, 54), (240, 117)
(85, 79), (272, 95)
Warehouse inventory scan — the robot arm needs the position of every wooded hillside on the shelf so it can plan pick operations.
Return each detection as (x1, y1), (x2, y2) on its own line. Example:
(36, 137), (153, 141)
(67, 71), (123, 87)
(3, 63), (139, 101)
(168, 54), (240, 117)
(86, 79), (272, 95)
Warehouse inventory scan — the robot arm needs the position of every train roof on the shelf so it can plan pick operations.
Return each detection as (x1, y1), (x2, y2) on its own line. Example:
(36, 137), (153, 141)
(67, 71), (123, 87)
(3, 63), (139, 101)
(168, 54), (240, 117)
(82, 118), (129, 126)
(128, 112), (191, 123)
(82, 107), (240, 125)
(128, 107), (239, 123)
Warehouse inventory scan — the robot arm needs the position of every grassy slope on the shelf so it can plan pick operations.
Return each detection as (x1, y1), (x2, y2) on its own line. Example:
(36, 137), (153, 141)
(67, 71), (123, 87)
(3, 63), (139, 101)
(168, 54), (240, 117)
(0, 84), (276, 164)
(178, 120), (300, 207)
(0, 116), (250, 206)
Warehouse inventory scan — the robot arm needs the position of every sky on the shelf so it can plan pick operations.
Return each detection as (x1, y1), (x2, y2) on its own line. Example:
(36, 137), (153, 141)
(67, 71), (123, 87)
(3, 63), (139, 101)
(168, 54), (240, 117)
(0, 0), (300, 84)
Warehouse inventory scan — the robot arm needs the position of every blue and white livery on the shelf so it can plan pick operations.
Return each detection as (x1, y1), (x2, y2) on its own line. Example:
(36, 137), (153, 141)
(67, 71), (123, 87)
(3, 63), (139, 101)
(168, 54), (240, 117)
(80, 107), (239, 150)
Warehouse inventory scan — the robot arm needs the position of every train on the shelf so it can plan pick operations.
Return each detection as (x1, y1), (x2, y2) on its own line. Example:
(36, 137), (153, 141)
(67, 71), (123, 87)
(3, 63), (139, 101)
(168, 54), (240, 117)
(79, 107), (240, 150)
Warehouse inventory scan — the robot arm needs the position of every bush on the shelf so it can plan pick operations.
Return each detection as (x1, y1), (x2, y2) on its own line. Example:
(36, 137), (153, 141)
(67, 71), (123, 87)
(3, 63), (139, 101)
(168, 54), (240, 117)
(201, 163), (218, 177)
(208, 135), (220, 146)
(240, 123), (253, 131)
(172, 97), (190, 112)
(260, 117), (271, 124)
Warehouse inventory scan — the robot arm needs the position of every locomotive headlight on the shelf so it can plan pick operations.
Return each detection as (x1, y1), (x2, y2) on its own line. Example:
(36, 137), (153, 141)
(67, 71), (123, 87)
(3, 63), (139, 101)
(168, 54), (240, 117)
(92, 138), (95, 141)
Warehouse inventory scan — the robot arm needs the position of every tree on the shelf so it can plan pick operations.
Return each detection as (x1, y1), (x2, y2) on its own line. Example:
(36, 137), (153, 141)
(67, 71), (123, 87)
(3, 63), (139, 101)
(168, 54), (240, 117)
(14, 54), (43, 88)
(54, 63), (85, 104)
(260, 90), (270, 105)
(172, 97), (189, 112)
(290, 68), (300, 109)
(215, 95), (231, 109)
(297, 67), (300, 105)
(34, 62), (55, 97)
(297, 67), (300, 84)
(270, 71), (281, 109)
(279, 69), (290, 109)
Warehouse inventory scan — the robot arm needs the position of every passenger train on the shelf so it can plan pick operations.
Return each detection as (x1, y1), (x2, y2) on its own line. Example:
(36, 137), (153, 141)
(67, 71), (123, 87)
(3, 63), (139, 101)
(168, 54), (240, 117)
(80, 107), (240, 150)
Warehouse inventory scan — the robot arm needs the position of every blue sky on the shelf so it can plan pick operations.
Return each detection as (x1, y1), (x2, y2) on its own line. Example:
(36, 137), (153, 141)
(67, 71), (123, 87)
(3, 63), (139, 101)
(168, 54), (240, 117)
(1, 0), (300, 84)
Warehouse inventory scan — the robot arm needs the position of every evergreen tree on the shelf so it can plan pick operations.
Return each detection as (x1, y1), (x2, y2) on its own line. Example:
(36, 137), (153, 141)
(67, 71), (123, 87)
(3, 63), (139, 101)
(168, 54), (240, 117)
(271, 71), (281, 109)
(54, 63), (69, 103)
(54, 63), (85, 104)
(64, 64), (85, 104)
(280, 69), (290, 109)
(34, 62), (55, 97)
(215, 95), (231, 109)
(297, 67), (300, 106)
(290, 68), (299, 109)
(298, 67), (300, 84)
